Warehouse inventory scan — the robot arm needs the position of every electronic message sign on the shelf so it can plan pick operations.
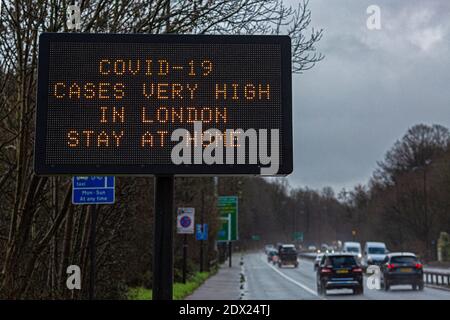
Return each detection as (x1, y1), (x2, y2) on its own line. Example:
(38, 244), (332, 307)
(35, 33), (292, 176)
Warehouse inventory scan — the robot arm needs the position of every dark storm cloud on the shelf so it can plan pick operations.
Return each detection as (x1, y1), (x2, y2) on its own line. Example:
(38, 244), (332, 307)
(284, 0), (450, 191)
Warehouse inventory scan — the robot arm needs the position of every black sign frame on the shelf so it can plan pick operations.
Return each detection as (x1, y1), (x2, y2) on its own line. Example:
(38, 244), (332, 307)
(35, 33), (292, 176)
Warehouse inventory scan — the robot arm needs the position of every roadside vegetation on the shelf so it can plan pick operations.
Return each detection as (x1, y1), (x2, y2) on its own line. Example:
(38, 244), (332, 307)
(127, 271), (214, 300)
(0, 0), (322, 299)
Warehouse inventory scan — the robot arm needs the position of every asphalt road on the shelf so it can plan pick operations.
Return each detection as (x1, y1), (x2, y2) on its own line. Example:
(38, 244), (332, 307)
(243, 252), (450, 300)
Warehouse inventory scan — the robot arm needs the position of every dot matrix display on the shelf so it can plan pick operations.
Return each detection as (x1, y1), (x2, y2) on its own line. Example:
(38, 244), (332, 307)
(35, 33), (292, 175)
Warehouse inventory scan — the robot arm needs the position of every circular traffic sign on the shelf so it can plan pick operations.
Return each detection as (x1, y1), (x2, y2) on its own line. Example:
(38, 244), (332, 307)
(180, 215), (192, 228)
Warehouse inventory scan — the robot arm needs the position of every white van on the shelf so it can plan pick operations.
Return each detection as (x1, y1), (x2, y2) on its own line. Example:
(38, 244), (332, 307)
(362, 242), (388, 268)
(342, 242), (362, 259)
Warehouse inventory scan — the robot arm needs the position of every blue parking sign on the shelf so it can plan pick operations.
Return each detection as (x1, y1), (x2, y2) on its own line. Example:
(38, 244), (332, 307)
(196, 224), (208, 240)
(72, 176), (115, 205)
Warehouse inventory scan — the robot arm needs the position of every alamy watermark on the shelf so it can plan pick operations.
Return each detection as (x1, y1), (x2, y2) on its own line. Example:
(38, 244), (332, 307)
(366, 5), (382, 30)
(67, 4), (81, 31)
(366, 265), (382, 290)
(170, 121), (280, 175)
(66, 265), (81, 290)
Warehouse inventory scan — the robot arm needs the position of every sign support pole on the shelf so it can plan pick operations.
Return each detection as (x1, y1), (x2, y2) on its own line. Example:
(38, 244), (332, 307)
(88, 204), (98, 300)
(182, 234), (187, 284)
(200, 190), (204, 272)
(152, 176), (174, 300)
(228, 241), (232, 268)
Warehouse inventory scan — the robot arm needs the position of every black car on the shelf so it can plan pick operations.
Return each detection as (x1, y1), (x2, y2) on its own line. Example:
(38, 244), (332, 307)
(380, 252), (424, 291)
(278, 244), (299, 268)
(316, 253), (364, 295)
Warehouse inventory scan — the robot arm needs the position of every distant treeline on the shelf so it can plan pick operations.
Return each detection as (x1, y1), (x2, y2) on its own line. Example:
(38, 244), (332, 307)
(236, 124), (450, 263)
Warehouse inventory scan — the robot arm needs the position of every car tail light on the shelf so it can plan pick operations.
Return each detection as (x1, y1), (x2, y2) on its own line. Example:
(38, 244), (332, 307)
(353, 267), (363, 273)
(387, 263), (395, 270)
(321, 268), (332, 274)
(415, 263), (423, 269)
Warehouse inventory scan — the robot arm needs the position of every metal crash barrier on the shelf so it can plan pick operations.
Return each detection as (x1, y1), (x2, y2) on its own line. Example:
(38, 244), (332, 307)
(423, 271), (450, 288)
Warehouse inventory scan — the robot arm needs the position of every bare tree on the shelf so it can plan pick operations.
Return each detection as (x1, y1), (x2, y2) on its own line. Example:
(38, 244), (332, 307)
(0, 0), (324, 298)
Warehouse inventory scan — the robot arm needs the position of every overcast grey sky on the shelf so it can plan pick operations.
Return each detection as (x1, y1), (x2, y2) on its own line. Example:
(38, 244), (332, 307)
(284, 0), (450, 191)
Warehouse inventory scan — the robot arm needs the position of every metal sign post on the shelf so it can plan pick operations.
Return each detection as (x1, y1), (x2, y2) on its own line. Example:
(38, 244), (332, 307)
(182, 234), (188, 284)
(152, 176), (174, 300)
(228, 241), (232, 268)
(71, 177), (115, 300)
(200, 191), (205, 272)
(88, 204), (98, 300)
(196, 223), (208, 271)
(217, 196), (238, 268)
(177, 207), (195, 284)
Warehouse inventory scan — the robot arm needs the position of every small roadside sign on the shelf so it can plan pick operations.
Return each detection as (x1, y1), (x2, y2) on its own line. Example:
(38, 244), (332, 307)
(196, 224), (208, 240)
(72, 176), (115, 205)
(293, 231), (303, 242)
(177, 208), (195, 234)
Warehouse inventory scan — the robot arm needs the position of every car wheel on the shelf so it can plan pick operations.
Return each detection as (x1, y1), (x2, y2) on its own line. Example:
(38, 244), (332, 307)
(384, 279), (390, 291)
(317, 282), (325, 296)
(353, 286), (362, 295)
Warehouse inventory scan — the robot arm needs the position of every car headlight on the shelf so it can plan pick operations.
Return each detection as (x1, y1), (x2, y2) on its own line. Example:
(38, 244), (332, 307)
(358, 254), (362, 258)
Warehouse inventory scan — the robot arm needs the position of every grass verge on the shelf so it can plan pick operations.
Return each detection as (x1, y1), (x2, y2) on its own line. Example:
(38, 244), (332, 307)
(128, 270), (216, 300)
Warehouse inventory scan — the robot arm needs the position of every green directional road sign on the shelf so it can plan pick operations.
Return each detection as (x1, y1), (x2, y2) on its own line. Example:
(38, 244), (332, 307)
(217, 196), (238, 241)
(293, 231), (303, 242)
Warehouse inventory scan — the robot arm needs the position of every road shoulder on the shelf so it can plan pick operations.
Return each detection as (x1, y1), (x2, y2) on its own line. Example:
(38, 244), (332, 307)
(185, 255), (242, 300)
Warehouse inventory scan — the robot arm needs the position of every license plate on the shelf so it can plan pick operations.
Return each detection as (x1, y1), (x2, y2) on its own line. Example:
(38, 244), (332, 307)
(400, 268), (412, 272)
(336, 269), (349, 274)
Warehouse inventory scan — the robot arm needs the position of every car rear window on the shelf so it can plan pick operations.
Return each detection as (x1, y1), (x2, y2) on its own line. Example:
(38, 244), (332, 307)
(346, 247), (360, 253)
(368, 247), (385, 254)
(391, 256), (417, 264)
(328, 256), (357, 267)
(280, 247), (296, 253)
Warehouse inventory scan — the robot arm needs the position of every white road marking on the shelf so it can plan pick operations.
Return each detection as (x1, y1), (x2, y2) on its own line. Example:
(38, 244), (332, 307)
(261, 255), (321, 298)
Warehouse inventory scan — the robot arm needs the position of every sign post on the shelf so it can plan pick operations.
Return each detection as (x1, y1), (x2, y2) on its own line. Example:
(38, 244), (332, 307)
(196, 223), (208, 271)
(177, 208), (195, 284)
(35, 33), (292, 300)
(217, 196), (238, 267)
(71, 176), (115, 300)
(153, 176), (174, 300)
(88, 204), (98, 300)
(199, 191), (205, 272)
